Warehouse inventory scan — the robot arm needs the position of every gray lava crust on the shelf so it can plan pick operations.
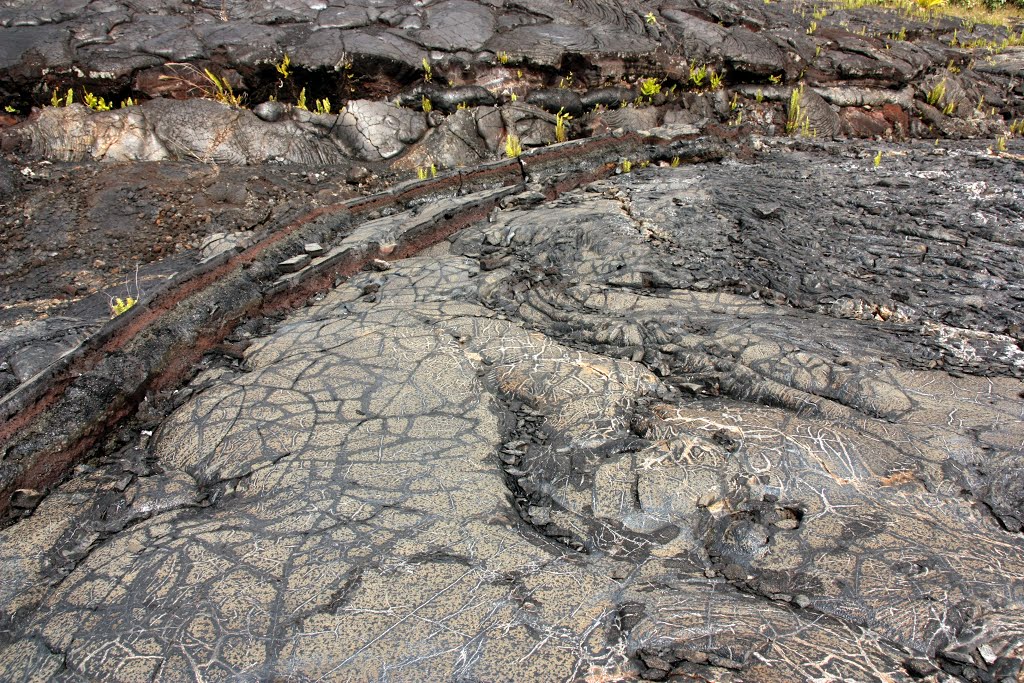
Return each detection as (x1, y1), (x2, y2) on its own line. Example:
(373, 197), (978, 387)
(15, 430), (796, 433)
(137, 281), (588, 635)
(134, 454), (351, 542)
(0, 0), (1023, 681)
(0, 138), (1022, 682)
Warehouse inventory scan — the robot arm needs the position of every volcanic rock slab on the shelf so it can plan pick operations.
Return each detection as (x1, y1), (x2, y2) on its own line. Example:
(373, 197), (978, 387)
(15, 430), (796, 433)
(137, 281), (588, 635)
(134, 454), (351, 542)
(0, 142), (1022, 681)
(12, 98), (428, 165)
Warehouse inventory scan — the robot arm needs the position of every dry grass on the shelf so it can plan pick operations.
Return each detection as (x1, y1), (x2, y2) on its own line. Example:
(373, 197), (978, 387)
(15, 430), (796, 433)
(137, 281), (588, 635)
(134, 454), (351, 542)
(823, 0), (1024, 27)
(156, 64), (246, 107)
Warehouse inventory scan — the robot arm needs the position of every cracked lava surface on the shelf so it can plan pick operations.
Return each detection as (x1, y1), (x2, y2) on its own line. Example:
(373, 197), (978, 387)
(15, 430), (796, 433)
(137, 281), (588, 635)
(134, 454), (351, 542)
(1, 145), (1022, 681)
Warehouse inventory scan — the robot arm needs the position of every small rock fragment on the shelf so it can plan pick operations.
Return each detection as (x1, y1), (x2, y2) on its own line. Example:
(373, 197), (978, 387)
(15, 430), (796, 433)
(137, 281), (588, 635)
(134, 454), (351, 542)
(527, 505), (551, 525)
(723, 563), (746, 581)
(753, 203), (781, 219)
(941, 649), (974, 665)
(278, 255), (311, 273)
(904, 658), (939, 676)
(253, 101), (286, 122)
(641, 653), (672, 671)
(11, 489), (44, 510)
(346, 166), (370, 183)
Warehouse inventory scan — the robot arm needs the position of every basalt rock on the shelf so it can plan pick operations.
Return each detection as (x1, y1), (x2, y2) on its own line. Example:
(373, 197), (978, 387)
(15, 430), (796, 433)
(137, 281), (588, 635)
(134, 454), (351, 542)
(0, 0), (1018, 123)
(9, 97), (428, 164)
(792, 86), (842, 137)
(2, 0), (1020, 165)
(526, 88), (585, 117)
(396, 84), (497, 113)
(581, 86), (636, 109)
(0, 139), (1021, 682)
(392, 108), (493, 170)
(1, 0), (1023, 681)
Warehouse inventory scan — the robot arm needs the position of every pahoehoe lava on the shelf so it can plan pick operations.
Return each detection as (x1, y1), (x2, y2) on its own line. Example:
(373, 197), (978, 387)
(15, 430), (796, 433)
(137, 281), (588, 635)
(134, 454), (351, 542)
(0, 0), (1023, 681)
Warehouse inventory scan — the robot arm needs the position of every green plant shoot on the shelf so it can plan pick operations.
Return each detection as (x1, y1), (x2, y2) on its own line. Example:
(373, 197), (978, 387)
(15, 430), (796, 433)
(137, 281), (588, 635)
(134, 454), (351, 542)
(504, 133), (523, 158)
(110, 296), (136, 317)
(554, 108), (572, 143)
(275, 53), (291, 79)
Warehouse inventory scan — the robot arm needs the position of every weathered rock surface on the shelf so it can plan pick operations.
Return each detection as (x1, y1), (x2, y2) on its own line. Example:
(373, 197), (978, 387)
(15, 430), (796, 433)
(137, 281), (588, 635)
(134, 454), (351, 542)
(1, 0), (1023, 679)
(11, 97), (427, 164)
(1, 0), (1022, 164)
(0, 141), (1021, 681)
(0, 154), (373, 390)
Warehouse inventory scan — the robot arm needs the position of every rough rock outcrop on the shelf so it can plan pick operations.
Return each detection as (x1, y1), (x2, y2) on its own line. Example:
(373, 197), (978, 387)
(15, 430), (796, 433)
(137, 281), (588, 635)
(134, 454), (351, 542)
(14, 98), (427, 164)
(1, 0), (1022, 149)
